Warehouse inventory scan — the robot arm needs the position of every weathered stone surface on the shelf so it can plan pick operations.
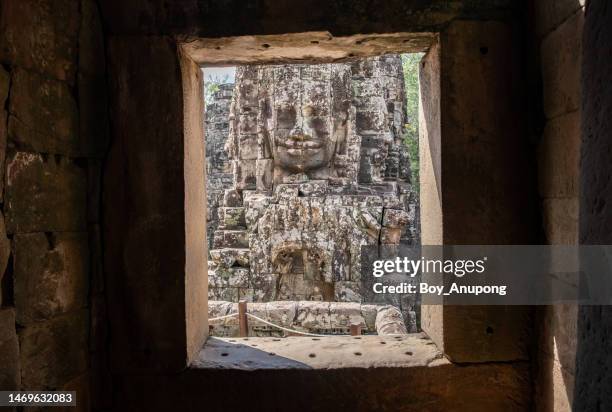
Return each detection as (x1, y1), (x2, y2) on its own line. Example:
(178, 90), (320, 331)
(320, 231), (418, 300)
(0, 308), (20, 390)
(8, 68), (79, 155)
(19, 311), (88, 389)
(376, 305), (408, 335)
(5, 152), (87, 233)
(14, 232), (89, 324)
(542, 198), (578, 245)
(538, 111), (580, 198)
(208, 57), (419, 322)
(0, 0), (79, 81)
(541, 9), (583, 119)
(535, 0), (585, 38)
(0, 66), (9, 202)
(0, 212), (11, 306)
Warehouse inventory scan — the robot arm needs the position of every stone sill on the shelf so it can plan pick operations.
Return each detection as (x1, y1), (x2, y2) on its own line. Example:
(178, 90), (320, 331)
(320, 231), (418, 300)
(191, 333), (448, 370)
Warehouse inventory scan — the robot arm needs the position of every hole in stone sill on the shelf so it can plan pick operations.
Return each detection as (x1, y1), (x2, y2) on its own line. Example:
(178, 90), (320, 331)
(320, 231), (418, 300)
(273, 338), (281, 341)
(312, 338), (320, 341)
(480, 46), (489, 55)
(269, 352), (276, 356)
(221, 353), (229, 357)
(353, 336), (361, 339)
(309, 353), (316, 358)
(215, 46), (221, 50)
(354, 352), (362, 356)
(486, 326), (494, 335)
(310, 40), (319, 44)
(380, 341), (386, 345)
(262, 43), (270, 48)
(394, 336), (402, 340)
(405, 351), (413, 356)
(252, 344), (258, 347)
(243, 338), (249, 341)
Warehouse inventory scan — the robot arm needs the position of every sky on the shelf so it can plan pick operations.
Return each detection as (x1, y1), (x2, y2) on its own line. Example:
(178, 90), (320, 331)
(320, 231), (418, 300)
(202, 66), (236, 83)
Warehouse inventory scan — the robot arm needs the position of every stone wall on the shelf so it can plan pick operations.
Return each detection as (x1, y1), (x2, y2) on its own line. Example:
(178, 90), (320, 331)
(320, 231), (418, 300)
(205, 83), (234, 250)
(574, 0), (612, 410)
(0, 0), (108, 407)
(529, 1), (584, 410)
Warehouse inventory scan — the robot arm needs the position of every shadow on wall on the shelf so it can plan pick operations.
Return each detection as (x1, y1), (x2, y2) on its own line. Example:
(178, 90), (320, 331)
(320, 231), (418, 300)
(574, 0), (612, 410)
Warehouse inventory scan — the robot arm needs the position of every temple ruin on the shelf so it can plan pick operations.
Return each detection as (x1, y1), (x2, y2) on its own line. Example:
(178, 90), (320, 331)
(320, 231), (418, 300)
(205, 55), (420, 332)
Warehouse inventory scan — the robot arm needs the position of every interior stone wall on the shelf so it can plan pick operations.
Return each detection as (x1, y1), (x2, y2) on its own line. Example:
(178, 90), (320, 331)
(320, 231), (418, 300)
(0, 0), (109, 409)
(574, 0), (612, 410)
(528, 0), (585, 410)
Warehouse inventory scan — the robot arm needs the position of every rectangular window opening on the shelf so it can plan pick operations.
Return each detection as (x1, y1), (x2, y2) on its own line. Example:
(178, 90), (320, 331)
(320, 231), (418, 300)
(183, 33), (439, 368)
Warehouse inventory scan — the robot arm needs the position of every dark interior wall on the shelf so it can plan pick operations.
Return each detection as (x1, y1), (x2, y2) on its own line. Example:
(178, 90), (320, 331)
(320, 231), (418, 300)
(0, 0), (109, 409)
(526, 0), (584, 410)
(575, 0), (612, 410)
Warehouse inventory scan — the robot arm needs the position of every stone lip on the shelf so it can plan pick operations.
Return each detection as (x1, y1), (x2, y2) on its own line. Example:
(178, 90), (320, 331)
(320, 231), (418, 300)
(192, 334), (444, 370)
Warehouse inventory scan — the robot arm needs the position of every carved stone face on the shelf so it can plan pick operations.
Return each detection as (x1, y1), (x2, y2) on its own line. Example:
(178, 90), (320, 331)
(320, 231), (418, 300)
(273, 104), (335, 174)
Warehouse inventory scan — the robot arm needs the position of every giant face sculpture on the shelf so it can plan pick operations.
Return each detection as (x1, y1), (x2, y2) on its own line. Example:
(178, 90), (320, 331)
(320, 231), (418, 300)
(257, 64), (352, 183)
(273, 104), (335, 174)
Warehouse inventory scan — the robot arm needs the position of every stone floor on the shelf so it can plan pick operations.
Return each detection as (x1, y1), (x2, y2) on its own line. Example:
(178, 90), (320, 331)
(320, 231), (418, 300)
(193, 333), (445, 370)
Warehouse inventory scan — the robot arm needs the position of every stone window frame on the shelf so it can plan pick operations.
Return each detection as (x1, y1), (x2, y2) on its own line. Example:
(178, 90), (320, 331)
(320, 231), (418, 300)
(179, 31), (437, 365)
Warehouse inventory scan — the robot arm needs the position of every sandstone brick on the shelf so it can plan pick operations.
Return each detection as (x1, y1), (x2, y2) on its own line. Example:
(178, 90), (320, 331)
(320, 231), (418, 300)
(541, 10), (583, 119)
(5, 152), (87, 233)
(0, 0), (79, 81)
(0, 308), (20, 391)
(8, 68), (79, 155)
(538, 111), (580, 198)
(542, 198), (579, 244)
(14, 232), (89, 324)
(19, 311), (88, 389)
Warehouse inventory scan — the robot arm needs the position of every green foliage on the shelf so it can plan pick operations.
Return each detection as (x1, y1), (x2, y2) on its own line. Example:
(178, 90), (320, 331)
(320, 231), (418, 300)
(401, 53), (424, 193)
(204, 73), (231, 106)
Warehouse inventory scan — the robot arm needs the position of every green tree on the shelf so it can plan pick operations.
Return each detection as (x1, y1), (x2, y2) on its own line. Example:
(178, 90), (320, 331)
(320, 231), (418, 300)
(401, 53), (423, 193)
(204, 73), (231, 106)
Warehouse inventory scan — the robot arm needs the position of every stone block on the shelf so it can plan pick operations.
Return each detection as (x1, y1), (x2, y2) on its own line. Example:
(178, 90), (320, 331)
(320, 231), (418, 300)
(5, 152), (87, 233)
(542, 198), (579, 244)
(8, 69), (79, 155)
(208, 267), (250, 289)
(298, 180), (328, 197)
(0, 66), (8, 202)
(265, 301), (297, 327)
(382, 208), (410, 227)
(334, 281), (362, 302)
(538, 111), (580, 198)
(381, 227), (402, 244)
(535, 0), (585, 38)
(218, 207), (246, 228)
(213, 230), (248, 249)
(209, 248), (249, 268)
(233, 159), (256, 190)
(295, 301), (331, 331)
(223, 189), (242, 207)
(19, 311), (88, 389)
(255, 158), (273, 190)
(14, 232), (89, 324)
(329, 302), (365, 329)
(541, 10), (583, 119)
(0, 0), (79, 81)
(0, 212), (11, 305)
(0, 308), (20, 390)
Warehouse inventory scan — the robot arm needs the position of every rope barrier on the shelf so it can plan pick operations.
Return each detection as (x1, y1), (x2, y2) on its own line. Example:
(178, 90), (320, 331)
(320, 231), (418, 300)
(208, 313), (239, 322)
(245, 313), (328, 337)
(208, 311), (329, 337)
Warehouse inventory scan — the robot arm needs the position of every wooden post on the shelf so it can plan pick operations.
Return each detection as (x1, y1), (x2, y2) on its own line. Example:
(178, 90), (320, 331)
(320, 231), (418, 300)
(238, 300), (248, 337)
(350, 323), (361, 336)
